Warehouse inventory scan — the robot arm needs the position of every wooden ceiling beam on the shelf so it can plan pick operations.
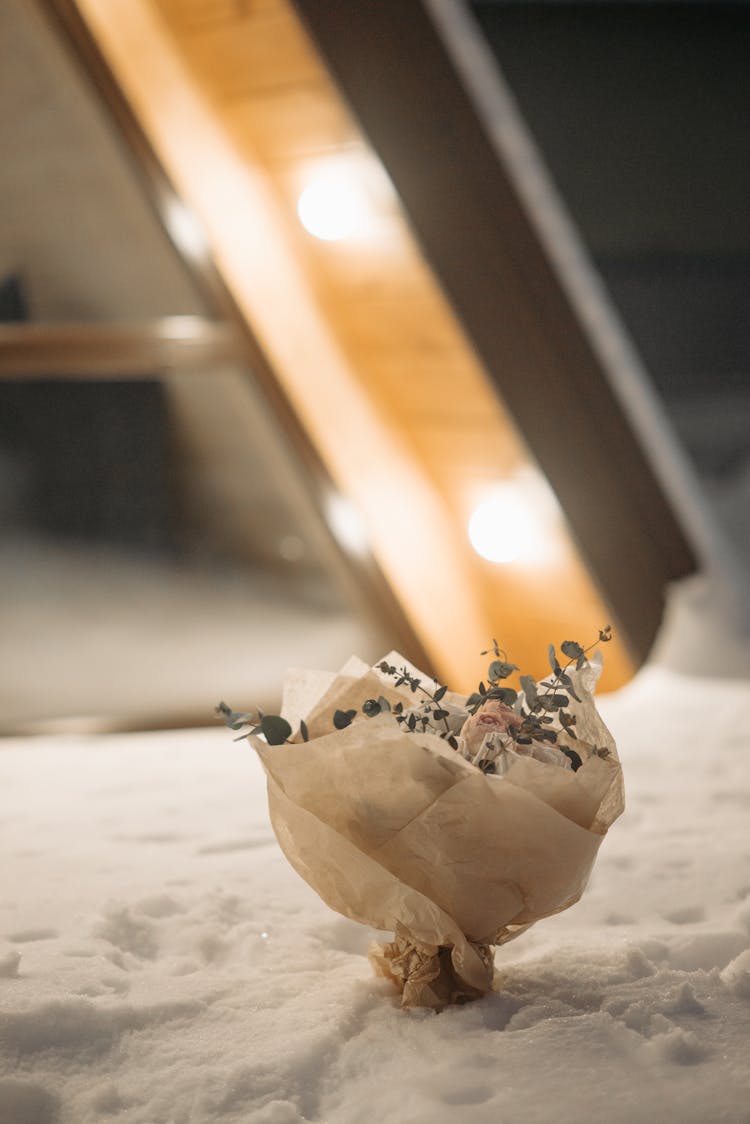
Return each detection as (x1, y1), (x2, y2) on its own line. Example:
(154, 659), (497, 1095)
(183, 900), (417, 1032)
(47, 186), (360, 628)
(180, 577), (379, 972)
(0, 319), (241, 377)
(41, 0), (638, 686)
(39, 0), (434, 673)
(292, 0), (698, 662)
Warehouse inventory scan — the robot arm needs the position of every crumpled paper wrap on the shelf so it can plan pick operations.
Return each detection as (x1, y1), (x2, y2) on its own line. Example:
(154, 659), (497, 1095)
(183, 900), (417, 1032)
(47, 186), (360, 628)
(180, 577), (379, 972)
(253, 653), (623, 1009)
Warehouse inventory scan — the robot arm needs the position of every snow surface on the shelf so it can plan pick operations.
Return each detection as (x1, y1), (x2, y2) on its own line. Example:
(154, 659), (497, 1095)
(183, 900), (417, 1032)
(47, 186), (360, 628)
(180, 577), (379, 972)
(2, 650), (750, 1124)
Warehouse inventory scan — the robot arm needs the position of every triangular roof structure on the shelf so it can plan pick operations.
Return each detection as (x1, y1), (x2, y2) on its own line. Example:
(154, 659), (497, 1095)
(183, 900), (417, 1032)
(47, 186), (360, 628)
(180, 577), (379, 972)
(29, 0), (725, 689)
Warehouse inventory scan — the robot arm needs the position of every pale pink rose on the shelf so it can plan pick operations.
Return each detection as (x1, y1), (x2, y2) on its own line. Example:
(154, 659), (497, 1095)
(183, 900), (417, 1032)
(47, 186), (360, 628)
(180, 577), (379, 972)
(460, 699), (522, 759)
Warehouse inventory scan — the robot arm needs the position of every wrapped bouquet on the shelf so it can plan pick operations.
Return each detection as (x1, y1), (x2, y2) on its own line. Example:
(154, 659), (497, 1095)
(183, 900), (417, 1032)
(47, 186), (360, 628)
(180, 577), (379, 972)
(219, 632), (623, 1010)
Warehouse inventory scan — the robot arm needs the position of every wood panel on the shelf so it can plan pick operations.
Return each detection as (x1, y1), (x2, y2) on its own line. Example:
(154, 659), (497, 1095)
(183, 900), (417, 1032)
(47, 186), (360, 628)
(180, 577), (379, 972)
(292, 0), (697, 666)
(154, 0), (637, 685)
(0, 319), (242, 376)
(154, 0), (279, 34)
(352, 352), (495, 423)
(43, 0), (433, 675)
(223, 80), (357, 164)
(64, 0), (637, 687)
(155, 0), (324, 99)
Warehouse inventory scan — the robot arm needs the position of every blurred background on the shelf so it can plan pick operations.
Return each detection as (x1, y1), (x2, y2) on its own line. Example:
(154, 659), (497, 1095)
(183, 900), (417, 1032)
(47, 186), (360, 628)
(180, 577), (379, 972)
(0, 0), (382, 732)
(1, 0), (747, 732)
(473, 0), (750, 562)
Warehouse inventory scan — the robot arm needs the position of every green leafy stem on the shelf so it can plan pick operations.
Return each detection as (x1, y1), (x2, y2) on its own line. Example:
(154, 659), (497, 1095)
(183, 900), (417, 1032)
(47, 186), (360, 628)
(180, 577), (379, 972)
(216, 627), (613, 769)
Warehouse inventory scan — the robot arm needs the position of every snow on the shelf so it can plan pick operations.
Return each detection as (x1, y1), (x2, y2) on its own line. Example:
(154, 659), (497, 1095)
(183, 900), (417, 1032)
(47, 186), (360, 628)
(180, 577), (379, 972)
(3, 627), (750, 1121)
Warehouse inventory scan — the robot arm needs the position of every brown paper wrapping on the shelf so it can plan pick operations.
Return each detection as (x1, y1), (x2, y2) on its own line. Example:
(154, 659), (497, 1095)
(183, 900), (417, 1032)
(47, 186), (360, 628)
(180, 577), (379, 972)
(253, 652), (623, 1010)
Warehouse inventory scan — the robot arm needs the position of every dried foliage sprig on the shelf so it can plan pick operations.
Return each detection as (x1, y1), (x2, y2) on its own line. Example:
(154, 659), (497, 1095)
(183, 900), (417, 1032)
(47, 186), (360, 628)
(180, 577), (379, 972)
(216, 627), (614, 767)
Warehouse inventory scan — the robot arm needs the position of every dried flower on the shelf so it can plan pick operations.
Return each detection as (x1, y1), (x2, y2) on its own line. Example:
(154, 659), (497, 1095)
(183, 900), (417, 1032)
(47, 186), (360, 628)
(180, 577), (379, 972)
(220, 637), (624, 1009)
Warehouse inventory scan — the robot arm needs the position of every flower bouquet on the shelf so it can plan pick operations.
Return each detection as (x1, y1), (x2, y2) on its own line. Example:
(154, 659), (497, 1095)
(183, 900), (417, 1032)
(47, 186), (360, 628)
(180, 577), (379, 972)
(218, 631), (623, 1010)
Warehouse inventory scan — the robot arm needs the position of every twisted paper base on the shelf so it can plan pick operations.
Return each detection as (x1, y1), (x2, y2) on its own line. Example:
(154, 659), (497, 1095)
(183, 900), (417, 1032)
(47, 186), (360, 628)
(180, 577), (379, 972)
(369, 931), (495, 1010)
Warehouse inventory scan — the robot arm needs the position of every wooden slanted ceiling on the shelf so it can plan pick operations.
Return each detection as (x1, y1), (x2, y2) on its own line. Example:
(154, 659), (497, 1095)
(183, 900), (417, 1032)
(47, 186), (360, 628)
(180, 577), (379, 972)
(292, 0), (698, 661)
(39, 0), (433, 672)
(50, 0), (660, 688)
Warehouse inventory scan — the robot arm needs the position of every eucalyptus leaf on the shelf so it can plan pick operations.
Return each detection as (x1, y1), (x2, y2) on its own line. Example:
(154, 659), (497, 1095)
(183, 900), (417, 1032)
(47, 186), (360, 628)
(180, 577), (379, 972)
(489, 660), (517, 682)
(560, 746), (583, 771)
(540, 693), (569, 710)
(519, 675), (538, 705)
(214, 701), (252, 731)
(333, 708), (357, 730)
(260, 714), (292, 745)
(491, 687), (518, 706)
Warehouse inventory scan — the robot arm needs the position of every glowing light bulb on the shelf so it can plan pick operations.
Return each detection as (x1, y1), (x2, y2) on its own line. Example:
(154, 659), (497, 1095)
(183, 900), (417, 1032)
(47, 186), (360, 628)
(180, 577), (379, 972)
(163, 198), (208, 263)
(468, 482), (548, 564)
(326, 493), (369, 557)
(297, 172), (369, 241)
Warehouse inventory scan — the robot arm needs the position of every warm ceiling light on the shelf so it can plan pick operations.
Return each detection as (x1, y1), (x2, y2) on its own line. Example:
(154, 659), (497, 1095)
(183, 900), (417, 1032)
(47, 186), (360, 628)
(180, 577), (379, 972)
(163, 197), (209, 263)
(297, 171), (369, 241)
(325, 492), (370, 557)
(468, 479), (551, 564)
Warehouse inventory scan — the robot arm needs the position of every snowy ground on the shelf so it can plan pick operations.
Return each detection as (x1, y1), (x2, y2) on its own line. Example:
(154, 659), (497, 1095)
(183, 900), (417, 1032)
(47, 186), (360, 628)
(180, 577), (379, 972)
(2, 648), (750, 1123)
